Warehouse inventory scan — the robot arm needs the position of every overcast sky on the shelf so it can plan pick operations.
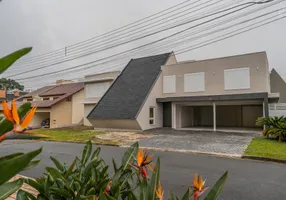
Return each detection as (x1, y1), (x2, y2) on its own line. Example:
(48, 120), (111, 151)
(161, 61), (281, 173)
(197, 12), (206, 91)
(0, 0), (286, 88)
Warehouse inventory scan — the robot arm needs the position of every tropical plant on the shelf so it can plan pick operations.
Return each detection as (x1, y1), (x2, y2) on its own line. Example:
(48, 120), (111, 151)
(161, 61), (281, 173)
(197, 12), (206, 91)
(256, 116), (286, 142)
(0, 48), (46, 199)
(20, 141), (228, 200)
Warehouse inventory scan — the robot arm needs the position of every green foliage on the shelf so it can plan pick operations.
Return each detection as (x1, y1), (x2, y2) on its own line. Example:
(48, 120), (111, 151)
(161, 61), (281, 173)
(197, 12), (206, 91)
(0, 78), (24, 91)
(0, 148), (41, 200)
(23, 141), (227, 200)
(0, 47), (32, 74)
(256, 116), (286, 142)
(204, 171), (228, 200)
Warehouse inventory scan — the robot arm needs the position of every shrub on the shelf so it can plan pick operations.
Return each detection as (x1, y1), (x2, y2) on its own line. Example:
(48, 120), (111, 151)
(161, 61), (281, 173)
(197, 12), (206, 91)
(256, 116), (286, 142)
(0, 48), (45, 199)
(20, 141), (228, 200)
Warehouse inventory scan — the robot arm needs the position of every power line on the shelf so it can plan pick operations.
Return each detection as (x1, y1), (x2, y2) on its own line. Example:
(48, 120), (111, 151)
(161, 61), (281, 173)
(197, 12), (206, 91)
(8, 0), (226, 70)
(13, 0), (194, 64)
(17, 5), (284, 83)
(8, 1), (269, 78)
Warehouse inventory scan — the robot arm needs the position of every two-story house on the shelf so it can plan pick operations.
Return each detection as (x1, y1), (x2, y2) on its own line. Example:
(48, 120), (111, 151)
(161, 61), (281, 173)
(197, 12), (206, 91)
(87, 52), (280, 131)
(0, 80), (85, 128)
(82, 71), (120, 126)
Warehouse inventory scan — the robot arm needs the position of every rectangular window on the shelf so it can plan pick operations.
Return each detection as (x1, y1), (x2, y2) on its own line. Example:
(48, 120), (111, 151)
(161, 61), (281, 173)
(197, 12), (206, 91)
(149, 107), (155, 125)
(163, 75), (176, 93)
(86, 82), (110, 98)
(43, 97), (50, 101)
(224, 67), (250, 90)
(184, 72), (205, 92)
(27, 98), (33, 102)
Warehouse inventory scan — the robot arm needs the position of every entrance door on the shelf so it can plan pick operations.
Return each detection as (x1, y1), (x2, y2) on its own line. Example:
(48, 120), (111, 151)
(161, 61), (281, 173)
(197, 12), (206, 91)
(163, 103), (172, 127)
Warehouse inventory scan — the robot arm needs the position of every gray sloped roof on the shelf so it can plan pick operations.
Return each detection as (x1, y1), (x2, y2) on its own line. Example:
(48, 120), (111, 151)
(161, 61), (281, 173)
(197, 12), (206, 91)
(88, 53), (171, 120)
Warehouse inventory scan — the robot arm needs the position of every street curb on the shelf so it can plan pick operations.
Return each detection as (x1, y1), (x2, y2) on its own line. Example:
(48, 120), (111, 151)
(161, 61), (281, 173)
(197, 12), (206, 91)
(241, 155), (286, 164)
(42, 139), (120, 147)
(121, 145), (241, 158)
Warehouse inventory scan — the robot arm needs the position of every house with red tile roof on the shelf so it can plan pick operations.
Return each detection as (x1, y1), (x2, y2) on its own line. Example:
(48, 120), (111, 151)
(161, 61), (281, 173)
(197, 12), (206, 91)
(0, 80), (84, 128)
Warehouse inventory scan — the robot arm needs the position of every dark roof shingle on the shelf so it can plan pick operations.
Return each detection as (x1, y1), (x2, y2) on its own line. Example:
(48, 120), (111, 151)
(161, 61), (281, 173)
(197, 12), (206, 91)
(88, 53), (171, 120)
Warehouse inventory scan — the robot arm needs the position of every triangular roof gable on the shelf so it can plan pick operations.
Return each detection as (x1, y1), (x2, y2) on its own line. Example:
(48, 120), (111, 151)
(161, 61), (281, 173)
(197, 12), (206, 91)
(88, 53), (171, 120)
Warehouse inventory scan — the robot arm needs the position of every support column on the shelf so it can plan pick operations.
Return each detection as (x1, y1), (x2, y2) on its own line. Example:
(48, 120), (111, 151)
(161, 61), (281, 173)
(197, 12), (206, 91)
(171, 103), (177, 129)
(213, 102), (216, 131)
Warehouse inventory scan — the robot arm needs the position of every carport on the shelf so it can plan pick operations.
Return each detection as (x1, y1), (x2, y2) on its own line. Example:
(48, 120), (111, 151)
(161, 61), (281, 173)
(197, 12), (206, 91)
(30, 111), (50, 128)
(158, 92), (275, 132)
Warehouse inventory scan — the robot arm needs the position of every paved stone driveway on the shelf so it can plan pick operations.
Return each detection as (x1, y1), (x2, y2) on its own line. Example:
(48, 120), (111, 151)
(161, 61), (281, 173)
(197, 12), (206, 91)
(137, 128), (259, 157)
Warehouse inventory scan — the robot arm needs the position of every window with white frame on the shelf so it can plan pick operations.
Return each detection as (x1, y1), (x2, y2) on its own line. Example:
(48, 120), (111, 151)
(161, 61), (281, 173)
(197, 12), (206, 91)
(149, 107), (155, 125)
(85, 82), (110, 98)
(184, 72), (205, 92)
(224, 67), (250, 90)
(163, 75), (176, 93)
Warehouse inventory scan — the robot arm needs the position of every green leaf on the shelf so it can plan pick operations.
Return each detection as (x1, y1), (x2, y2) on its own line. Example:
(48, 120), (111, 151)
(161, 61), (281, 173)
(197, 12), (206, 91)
(24, 179), (45, 194)
(0, 152), (23, 163)
(0, 47), (32, 74)
(81, 141), (92, 165)
(181, 188), (190, 200)
(16, 189), (29, 200)
(51, 188), (73, 198)
(45, 167), (63, 180)
(0, 102), (31, 136)
(0, 116), (3, 122)
(50, 156), (64, 172)
(204, 171), (228, 200)
(0, 147), (42, 185)
(23, 160), (40, 171)
(83, 157), (101, 177)
(91, 147), (101, 160)
(148, 158), (160, 200)
(122, 142), (139, 170)
(20, 190), (37, 200)
(0, 179), (23, 200)
(104, 193), (116, 200)
(64, 157), (77, 178)
(112, 158), (118, 172)
(169, 191), (177, 200)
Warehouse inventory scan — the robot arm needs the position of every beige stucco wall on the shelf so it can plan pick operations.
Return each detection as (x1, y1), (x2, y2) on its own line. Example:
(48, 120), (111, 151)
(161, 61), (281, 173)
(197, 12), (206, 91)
(165, 54), (178, 65)
(50, 99), (72, 128)
(89, 119), (141, 130)
(72, 90), (84, 124)
(161, 52), (270, 97)
(84, 104), (96, 126)
(136, 74), (163, 130)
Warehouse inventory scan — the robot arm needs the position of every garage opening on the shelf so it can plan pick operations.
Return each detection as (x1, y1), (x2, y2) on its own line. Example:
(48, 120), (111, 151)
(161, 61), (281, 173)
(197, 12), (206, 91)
(179, 104), (263, 129)
(30, 112), (50, 128)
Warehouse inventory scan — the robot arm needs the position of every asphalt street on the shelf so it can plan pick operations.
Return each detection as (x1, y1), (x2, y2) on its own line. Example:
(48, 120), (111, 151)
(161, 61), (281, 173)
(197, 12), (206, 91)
(1, 141), (285, 200)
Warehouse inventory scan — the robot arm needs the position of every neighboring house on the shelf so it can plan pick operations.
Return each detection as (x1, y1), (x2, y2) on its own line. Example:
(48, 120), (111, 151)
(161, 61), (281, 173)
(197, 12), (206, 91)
(270, 69), (286, 103)
(88, 52), (280, 131)
(0, 90), (27, 103)
(0, 81), (84, 128)
(82, 71), (120, 126)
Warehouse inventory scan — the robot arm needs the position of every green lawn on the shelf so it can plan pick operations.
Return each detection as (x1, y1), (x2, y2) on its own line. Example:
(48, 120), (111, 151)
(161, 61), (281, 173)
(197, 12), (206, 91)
(31, 126), (118, 145)
(244, 137), (286, 160)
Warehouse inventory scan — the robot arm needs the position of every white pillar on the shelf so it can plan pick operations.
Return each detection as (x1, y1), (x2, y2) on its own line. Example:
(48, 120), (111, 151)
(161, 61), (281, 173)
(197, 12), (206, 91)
(213, 102), (216, 131)
(172, 103), (177, 129)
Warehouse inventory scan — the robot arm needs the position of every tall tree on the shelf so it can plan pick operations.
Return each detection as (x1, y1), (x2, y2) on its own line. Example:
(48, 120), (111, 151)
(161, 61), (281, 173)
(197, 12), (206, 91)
(0, 78), (24, 91)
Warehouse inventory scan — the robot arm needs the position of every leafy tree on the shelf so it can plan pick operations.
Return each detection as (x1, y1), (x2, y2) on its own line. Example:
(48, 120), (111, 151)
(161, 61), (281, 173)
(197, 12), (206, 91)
(0, 78), (24, 91)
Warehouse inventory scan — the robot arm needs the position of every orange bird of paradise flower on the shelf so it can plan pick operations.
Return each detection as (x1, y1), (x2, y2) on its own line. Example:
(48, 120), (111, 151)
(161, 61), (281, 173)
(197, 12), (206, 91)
(0, 100), (45, 142)
(191, 173), (209, 200)
(155, 183), (164, 200)
(131, 148), (154, 179)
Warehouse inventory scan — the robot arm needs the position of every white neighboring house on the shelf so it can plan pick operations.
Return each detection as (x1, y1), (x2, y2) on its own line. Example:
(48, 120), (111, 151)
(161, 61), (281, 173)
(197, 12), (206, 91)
(82, 71), (120, 126)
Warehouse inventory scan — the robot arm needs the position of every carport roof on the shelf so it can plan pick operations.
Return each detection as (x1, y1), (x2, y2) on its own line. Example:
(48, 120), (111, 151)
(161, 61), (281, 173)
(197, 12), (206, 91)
(157, 92), (269, 103)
